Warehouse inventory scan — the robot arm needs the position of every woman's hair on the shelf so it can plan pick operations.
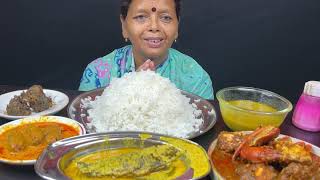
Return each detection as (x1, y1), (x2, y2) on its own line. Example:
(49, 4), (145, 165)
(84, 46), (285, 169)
(121, 0), (181, 20)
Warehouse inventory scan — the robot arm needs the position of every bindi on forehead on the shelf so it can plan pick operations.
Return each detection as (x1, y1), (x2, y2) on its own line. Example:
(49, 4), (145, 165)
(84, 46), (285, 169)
(150, 0), (157, 12)
(151, 7), (157, 12)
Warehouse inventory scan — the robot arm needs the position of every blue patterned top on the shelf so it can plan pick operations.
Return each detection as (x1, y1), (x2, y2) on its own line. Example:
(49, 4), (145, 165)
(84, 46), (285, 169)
(79, 45), (214, 99)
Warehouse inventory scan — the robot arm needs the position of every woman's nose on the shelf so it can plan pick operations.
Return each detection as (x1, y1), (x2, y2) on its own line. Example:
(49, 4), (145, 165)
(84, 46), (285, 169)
(148, 16), (160, 32)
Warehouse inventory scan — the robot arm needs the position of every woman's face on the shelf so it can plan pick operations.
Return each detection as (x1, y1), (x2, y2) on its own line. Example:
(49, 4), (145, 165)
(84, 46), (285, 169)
(121, 0), (179, 64)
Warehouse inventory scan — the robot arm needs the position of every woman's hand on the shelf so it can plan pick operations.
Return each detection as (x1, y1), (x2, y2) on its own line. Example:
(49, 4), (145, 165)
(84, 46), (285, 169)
(137, 59), (156, 71)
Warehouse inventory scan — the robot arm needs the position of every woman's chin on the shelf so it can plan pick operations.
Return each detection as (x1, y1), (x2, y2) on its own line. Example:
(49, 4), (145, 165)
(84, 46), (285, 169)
(144, 54), (166, 62)
(143, 49), (168, 59)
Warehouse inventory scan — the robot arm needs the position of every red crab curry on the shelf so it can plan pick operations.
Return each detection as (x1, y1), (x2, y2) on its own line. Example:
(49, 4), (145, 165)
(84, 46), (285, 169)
(0, 122), (79, 160)
(211, 126), (320, 179)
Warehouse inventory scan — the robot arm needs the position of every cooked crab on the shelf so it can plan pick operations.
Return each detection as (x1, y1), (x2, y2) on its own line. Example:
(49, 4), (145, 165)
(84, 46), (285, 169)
(232, 126), (312, 164)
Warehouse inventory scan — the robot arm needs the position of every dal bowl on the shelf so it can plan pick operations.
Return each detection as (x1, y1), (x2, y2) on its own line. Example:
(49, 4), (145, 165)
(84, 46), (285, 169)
(35, 132), (211, 180)
(216, 87), (292, 131)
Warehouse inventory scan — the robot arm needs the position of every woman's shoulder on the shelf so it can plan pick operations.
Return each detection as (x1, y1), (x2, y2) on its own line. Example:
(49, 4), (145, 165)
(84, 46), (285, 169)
(86, 45), (132, 68)
(168, 48), (205, 73)
(168, 48), (214, 100)
(169, 48), (196, 61)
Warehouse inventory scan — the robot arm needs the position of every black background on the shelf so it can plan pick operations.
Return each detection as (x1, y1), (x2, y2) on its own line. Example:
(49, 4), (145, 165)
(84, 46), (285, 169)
(1, 0), (319, 103)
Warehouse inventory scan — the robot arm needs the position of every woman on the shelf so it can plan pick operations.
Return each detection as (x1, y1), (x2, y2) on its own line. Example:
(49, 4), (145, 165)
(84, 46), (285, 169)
(79, 0), (214, 99)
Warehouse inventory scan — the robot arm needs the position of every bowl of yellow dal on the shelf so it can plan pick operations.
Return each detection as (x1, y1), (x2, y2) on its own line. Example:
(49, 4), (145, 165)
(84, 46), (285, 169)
(216, 87), (292, 131)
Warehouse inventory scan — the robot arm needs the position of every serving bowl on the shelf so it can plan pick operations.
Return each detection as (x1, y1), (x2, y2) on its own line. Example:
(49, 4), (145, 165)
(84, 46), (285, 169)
(0, 116), (85, 165)
(67, 88), (217, 139)
(207, 132), (320, 179)
(216, 87), (293, 131)
(35, 132), (211, 180)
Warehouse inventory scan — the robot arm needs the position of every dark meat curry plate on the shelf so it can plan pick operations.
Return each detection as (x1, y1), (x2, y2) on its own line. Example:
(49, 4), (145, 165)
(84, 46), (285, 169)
(35, 132), (211, 180)
(208, 129), (320, 180)
(0, 89), (69, 120)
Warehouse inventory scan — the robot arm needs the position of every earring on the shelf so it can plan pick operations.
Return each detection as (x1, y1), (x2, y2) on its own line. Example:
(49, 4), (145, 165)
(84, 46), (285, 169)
(174, 39), (177, 43)
(125, 38), (128, 42)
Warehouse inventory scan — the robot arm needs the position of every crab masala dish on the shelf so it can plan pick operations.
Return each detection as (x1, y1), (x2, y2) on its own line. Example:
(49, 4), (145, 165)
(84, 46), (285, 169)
(211, 126), (320, 179)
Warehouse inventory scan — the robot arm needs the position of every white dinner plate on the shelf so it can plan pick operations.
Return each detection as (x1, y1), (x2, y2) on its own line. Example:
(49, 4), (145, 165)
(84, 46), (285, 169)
(0, 89), (69, 120)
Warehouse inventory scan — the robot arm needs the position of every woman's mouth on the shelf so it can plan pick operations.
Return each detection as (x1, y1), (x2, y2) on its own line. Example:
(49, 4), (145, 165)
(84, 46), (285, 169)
(144, 38), (164, 48)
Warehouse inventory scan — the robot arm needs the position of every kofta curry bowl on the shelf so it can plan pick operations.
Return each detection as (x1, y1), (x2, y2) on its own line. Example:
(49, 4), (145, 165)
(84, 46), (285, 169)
(35, 132), (211, 180)
(0, 116), (85, 165)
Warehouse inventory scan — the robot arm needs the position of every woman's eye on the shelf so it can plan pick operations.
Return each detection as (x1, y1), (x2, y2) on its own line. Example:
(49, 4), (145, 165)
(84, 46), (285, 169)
(160, 15), (173, 23)
(133, 15), (147, 22)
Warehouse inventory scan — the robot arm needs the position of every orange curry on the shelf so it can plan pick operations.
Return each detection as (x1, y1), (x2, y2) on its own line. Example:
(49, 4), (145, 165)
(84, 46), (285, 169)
(211, 126), (320, 179)
(211, 148), (240, 179)
(0, 122), (79, 160)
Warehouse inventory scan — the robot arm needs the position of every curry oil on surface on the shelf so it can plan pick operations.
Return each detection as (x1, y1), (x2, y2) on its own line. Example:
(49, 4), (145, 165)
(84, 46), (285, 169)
(62, 135), (210, 180)
(0, 122), (78, 160)
(63, 147), (188, 180)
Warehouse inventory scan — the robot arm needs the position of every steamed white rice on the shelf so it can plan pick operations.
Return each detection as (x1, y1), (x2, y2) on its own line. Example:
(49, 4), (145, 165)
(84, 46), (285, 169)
(83, 70), (203, 138)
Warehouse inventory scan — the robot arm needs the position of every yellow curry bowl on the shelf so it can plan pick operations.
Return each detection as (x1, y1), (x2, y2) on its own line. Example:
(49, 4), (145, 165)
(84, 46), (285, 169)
(35, 132), (211, 180)
(216, 87), (293, 131)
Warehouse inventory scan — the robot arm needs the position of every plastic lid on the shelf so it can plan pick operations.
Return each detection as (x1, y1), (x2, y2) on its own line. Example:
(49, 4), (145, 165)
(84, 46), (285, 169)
(303, 81), (320, 97)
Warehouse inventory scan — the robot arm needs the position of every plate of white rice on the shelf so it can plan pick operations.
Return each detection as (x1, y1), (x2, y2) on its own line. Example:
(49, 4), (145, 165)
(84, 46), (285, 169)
(68, 71), (216, 139)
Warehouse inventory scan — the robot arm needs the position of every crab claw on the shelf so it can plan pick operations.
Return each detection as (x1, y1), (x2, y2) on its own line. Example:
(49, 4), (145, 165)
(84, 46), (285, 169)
(233, 126), (280, 161)
(239, 146), (282, 163)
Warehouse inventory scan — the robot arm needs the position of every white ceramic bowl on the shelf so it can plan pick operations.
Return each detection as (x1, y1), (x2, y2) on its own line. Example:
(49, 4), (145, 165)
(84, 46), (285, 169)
(0, 116), (85, 165)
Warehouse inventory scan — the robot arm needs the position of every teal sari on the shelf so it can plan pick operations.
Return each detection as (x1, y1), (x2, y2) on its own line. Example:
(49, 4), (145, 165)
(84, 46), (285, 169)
(79, 45), (214, 100)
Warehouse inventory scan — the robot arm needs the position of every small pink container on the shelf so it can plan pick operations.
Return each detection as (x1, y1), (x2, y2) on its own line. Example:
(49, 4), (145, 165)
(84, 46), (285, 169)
(292, 81), (320, 132)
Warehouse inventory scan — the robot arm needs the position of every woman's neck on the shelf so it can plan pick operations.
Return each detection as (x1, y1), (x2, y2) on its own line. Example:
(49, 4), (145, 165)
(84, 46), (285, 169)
(132, 49), (168, 70)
